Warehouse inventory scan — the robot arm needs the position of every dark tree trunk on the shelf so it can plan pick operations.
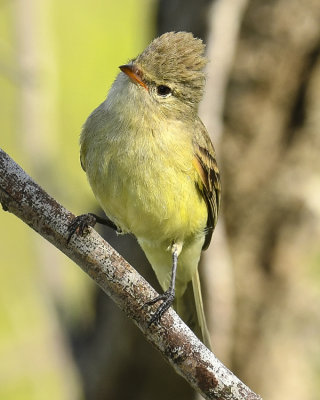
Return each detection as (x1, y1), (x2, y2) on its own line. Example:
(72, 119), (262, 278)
(221, 1), (320, 398)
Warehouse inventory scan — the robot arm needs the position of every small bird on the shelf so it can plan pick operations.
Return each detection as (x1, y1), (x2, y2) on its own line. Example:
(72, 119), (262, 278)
(69, 32), (220, 348)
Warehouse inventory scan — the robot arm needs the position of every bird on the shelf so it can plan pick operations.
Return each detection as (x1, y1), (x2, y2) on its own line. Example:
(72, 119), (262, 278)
(68, 31), (221, 348)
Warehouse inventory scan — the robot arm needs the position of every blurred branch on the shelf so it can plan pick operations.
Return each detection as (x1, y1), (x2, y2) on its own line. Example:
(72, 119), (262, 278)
(0, 148), (262, 400)
(200, 0), (249, 141)
(199, 0), (249, 364)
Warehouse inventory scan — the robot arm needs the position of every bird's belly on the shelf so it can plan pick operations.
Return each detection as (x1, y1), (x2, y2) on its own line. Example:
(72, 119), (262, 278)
(90, 155), (207, 244)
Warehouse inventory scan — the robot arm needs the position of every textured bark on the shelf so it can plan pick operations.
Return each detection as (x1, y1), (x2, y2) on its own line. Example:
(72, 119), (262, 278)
(0, 148), (262, 400)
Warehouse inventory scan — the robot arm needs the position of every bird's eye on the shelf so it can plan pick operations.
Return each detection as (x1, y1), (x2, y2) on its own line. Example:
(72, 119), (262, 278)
(156, 85), (172, 97)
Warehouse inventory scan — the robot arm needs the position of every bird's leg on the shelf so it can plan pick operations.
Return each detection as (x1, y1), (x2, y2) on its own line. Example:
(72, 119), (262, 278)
(67, 212), (118, 243)
(146, 245), (180, 326)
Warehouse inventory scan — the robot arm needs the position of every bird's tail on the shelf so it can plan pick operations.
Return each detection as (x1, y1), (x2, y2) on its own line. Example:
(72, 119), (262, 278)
(175, 270), (212, 349)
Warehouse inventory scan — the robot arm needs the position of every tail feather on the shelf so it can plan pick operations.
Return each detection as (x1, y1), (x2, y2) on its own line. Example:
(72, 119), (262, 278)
(192, 270), (212, 349)
(175, 270), (212, 349)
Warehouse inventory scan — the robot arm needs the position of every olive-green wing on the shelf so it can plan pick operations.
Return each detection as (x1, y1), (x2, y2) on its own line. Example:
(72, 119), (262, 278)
(193, 118), (221, 249)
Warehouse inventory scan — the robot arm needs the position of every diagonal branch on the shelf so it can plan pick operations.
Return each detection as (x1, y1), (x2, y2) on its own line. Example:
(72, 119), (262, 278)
(0, 148), (262, 400)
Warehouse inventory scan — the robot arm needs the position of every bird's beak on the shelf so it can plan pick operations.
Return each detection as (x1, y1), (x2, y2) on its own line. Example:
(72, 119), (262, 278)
(119, 64), (148, 90)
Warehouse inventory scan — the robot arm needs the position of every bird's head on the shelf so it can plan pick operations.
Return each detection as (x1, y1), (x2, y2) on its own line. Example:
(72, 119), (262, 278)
(118, 31), (207, 119)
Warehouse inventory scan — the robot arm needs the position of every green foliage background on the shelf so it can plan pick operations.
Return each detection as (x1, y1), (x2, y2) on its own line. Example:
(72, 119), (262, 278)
(0, 1), (156, 398)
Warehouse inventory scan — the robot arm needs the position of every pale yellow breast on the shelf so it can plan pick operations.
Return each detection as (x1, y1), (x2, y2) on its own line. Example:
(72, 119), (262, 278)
(82, 111), (207, 245)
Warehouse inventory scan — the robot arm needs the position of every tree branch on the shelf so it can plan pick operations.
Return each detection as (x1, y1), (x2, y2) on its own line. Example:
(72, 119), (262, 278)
(0, 148), (262, 400)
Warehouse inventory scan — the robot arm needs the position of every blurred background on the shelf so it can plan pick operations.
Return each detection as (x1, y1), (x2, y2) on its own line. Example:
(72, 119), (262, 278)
(1, 0), (320, 399)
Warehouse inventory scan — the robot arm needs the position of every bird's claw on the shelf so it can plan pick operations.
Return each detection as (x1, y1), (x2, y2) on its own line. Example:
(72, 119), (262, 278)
(67, 213), (97, 243)
(144, 290), (175, 326)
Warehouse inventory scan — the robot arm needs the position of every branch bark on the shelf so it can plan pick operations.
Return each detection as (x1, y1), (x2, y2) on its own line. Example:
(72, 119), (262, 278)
(0, 148), (262, 400)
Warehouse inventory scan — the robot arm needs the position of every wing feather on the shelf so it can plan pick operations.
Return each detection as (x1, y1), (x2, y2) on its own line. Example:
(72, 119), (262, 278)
(193, 118), (221, 249)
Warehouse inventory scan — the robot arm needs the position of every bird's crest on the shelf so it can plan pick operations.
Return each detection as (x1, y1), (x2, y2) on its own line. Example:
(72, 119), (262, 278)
(135, 32), (207, 106)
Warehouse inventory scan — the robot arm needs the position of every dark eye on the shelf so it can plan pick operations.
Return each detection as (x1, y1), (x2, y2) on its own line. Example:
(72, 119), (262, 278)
(157, 85), (172, 97)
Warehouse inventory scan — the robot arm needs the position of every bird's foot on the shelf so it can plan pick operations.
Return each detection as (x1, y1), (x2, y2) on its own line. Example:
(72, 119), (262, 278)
(67, 213), (98, 243)
(145, 289), (175, 326)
